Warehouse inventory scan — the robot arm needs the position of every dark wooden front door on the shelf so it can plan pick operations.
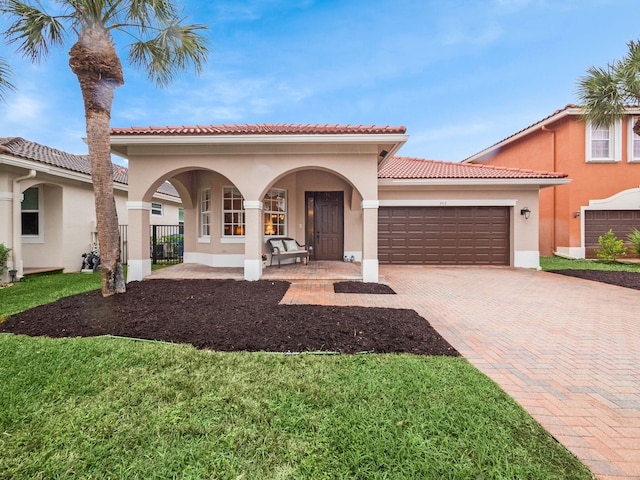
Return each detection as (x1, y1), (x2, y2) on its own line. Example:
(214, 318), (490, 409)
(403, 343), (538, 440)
(306, 192), (344, 260)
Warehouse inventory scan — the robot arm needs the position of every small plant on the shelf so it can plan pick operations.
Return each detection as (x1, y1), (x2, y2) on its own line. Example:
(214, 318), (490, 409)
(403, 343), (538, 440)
(0, 243), (11, 275)
(261, 253), (268, 262)
(627, 228), (640, 258)
(595, 229), (627, 261)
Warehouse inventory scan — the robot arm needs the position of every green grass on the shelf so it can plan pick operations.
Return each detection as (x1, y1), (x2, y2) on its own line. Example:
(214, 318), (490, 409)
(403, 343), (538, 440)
(0, 335), (593, 479)
(0, 272), (101, 318)
(540, 255), (640, 272)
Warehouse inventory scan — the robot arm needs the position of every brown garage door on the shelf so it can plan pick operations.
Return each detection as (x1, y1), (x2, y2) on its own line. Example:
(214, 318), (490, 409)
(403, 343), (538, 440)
(584, 210), (640, 258)
(378, 206), (510, 265)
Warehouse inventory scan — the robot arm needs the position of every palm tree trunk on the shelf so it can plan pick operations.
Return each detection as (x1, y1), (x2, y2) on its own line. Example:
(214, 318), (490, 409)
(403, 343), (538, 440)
(69, 25), (125, 296)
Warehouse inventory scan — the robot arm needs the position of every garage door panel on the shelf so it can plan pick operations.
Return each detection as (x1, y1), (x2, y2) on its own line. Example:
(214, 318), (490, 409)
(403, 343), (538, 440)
(585, 210), (640, 258)
(379, 206), (510, 265)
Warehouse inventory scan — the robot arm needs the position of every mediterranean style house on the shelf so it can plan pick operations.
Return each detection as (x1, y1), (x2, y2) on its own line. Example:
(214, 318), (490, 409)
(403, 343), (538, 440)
(109, 124), (569, 283)
(464, 104), (640, 258)
(0, 137), (182, 281)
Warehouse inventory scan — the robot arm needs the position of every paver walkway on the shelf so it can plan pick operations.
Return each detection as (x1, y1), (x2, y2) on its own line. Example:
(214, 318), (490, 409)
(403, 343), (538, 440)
(150, 263), (640, 479)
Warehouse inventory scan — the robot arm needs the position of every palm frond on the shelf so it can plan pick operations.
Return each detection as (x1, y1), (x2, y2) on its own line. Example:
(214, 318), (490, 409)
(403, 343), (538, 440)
(127, 18), (209, 87)
(2, 0), (66, 61)
(0, 57), (17, 102)
(577, 38), (640, 126)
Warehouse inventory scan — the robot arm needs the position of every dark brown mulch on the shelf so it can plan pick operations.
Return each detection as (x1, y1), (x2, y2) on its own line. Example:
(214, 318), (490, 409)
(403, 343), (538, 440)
(333, 281), (396, 294)
(0, 279), (458, 356)
(548, 269), (640, 290)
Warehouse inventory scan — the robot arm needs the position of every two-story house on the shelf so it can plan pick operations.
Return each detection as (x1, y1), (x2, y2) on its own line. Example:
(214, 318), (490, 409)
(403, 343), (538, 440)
(464, 104), (640, 258)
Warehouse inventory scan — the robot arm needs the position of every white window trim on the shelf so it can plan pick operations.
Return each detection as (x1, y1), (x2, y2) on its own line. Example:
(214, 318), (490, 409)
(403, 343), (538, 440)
(151, 202), (163, 216)
(628, 116), (640, 163)
(199, 188), (211, 240)
(263, 188), (287, 237)
(222, 186), (245, 237)
(586, 119), (622, 162)
(21, 185), (44, 244)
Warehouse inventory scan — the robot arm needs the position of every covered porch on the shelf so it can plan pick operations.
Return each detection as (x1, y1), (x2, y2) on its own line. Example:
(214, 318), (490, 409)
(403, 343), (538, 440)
(145, 260), (362, 281)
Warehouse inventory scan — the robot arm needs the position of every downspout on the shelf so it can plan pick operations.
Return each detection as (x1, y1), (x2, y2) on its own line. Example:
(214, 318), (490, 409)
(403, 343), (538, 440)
(12, 170), (36, 279)
(541, 126), (556, 253)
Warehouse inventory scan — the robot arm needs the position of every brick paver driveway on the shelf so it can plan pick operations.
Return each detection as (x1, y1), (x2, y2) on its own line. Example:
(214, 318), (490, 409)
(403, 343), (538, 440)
(282, 266), (640, 479)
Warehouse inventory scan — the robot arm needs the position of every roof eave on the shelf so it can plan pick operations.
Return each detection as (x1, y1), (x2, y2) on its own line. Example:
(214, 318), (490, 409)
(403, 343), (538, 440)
(110, 133), (410, 157)
(378, 178), (571, 187)
(463, 106), (584, 163)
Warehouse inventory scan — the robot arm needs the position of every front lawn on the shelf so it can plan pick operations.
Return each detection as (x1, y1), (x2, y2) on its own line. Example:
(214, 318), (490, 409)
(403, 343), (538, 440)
(540, 255), (640, 272)
(0, 335), (592, 479)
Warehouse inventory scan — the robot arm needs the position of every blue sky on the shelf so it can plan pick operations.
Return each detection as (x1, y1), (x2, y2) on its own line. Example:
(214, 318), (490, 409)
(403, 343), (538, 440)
(1, 0), (639, 163)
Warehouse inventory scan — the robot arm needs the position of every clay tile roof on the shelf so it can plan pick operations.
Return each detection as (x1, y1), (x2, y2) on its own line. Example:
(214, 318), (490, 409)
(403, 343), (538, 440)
(379, 156), (568, 179)
(0, 137), (178, 196)
(110, 123), (407, 136)
(0, 136), (93, 177)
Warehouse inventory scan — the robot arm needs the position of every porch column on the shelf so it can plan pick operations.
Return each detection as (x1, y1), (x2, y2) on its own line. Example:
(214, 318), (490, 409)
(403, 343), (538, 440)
(126, 201), (151, 282)
(243, 200), (263, 281)
(361, 200), (379, 283)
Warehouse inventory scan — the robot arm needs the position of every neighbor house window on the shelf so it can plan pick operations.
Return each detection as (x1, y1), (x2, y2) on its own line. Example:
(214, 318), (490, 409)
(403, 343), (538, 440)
(586, 120), (622, 162)
(629, 116), (640, 162)
(264, 188), (287, 236)
(178, 208), (184, 225)
(200, 188), (211, 237)
(151, 202), (163, 216)
(223, 186), (245, 236)
(21, 187), (40, 236)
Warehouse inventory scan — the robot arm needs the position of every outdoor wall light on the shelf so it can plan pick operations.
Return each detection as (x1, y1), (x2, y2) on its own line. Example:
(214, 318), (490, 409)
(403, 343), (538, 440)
(520, 207), (531, 220)
(573, 211), (581, 218)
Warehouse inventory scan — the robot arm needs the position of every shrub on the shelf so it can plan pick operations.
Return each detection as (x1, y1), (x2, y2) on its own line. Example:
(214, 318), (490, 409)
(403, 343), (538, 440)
(595, 229), (627, 261)
(628, 228), (640, 258)
(0, 243), (11, 275)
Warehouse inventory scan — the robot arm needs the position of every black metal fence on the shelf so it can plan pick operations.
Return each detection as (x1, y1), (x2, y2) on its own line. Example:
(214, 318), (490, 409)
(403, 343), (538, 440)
(118, 224), (184, 265)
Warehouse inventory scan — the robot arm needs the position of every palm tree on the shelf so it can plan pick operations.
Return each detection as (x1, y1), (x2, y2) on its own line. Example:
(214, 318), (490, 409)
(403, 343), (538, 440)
(1, 0), (209, 296)
(577, 39), (640, 136)
(0, 57), (15, 101)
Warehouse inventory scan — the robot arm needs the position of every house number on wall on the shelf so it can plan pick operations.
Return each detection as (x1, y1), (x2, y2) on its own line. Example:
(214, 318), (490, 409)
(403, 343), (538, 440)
(440, 201), (447, 206)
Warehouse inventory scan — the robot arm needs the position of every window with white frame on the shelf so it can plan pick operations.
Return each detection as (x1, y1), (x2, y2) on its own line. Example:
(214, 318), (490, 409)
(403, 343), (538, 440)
(223, 186), (245, 236)
(21, 186), (41, 237)
(151, 202), (163, 216)
(200, 188), (211, 237)
(586, 120), (622, 162)
(263, 188), (287, 236)
(629, 116), (640, 162)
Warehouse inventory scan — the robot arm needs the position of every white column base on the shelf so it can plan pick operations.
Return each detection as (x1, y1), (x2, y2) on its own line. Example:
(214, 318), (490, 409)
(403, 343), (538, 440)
(244, 258), (261, 281)
(127, 258), (152, 282)
(554, 246), (585, 259)
(362, 259), (379, 283)
(514, 250), (540, 269)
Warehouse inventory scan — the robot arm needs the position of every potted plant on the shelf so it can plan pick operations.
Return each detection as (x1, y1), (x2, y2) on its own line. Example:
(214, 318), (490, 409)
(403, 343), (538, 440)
(262, 253), (268, 267)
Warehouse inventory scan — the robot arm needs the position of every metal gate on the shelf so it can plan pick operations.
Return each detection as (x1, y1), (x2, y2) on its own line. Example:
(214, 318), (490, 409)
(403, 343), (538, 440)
(118, 224), (184, 264)
(150, 224), (184, 264)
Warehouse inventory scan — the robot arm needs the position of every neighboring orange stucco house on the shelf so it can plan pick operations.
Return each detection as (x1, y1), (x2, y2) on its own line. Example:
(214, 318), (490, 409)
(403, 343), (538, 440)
(464, 104), (640, 258)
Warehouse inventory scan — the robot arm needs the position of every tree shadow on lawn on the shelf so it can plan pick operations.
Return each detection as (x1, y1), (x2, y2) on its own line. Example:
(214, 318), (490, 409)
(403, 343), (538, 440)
(0, 279), (458, 356)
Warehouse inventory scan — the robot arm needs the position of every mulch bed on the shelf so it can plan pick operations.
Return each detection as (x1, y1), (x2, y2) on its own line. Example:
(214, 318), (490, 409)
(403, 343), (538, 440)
(548, 269), (640, 290)
(333, 281), (396, 294)
(0, 279), (458, 356)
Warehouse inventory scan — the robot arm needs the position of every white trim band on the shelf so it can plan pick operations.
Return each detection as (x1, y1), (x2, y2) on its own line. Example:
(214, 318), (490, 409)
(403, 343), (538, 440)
(127, 201), (151, 210)
(361, 200), (380, 209)
(379, 199), (517, 207)
(243, 200), (263, 210)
